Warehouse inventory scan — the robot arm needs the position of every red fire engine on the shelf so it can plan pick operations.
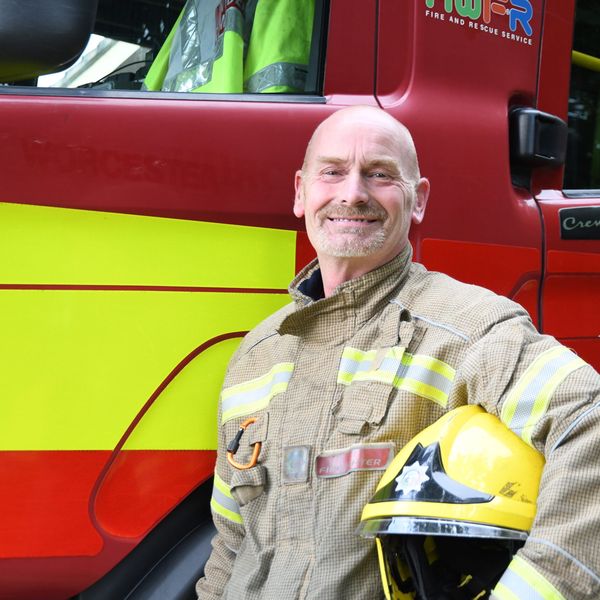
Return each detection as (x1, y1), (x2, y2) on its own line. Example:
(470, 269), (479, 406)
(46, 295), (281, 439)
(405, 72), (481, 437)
(0, 0), (598, 598)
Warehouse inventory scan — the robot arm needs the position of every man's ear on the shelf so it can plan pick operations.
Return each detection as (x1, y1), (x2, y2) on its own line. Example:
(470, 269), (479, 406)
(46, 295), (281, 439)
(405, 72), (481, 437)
(293, 170), (305, 218)
(411, 177), (430, 225)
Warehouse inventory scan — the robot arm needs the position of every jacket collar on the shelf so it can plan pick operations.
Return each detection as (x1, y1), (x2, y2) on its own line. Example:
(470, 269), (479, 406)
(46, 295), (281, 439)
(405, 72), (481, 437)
(279, 245), (413, 344)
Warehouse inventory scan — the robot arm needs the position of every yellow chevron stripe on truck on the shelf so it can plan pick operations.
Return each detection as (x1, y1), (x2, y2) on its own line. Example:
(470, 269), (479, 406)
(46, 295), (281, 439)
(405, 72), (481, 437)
(0, 203), (296, 451)
(0, 203), (294, 287)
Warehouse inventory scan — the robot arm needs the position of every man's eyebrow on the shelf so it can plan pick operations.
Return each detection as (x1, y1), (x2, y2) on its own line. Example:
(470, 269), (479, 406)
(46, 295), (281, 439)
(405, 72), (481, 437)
(315, 156), (348, 166)
(314, 156), (400, 169)
(313, 156), (403, 178)
(363, 158), (401, 174)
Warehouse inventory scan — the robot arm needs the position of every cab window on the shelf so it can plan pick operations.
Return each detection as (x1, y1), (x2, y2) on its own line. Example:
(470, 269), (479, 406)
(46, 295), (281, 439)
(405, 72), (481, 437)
(564, 0), (600, 190)
(16, 0), (326, 96)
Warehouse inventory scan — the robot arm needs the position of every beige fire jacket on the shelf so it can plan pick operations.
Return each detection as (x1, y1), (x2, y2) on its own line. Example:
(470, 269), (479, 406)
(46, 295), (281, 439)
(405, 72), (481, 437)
(196, 246), (600, 600)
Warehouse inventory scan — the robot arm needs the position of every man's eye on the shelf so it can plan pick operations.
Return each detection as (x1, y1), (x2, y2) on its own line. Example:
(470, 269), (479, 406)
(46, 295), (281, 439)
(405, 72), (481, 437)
(323, 169), (340, 176)
(370, 172), (389, 179)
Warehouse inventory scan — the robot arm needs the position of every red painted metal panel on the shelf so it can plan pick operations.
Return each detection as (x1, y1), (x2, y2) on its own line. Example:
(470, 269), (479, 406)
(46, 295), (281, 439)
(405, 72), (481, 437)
(323, 0), (376, 97)
(295, 230), (316, 274)
(543, 275), (600, 340)
(535, 190), (600, 372)
(0, 2), (378, 231)
(0, 450), (215, 559)
(94, 450), (216, 539)
(0, 451), (106, 559)
(377, 0), (544, 304)
(532, 1), (600, 373)
(421, 239), (540, 323)
(0, 450), (215, 600)
(0, 97), (326, 229)
(0, 554), (137, 600)
(531, 0), (575, 194)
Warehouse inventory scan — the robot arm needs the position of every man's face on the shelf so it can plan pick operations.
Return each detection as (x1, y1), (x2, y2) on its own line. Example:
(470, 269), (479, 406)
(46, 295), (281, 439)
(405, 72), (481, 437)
(294, 114), (427, 271)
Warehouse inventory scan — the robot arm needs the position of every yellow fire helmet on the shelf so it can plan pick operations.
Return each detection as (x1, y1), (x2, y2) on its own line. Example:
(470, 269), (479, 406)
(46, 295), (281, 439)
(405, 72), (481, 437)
(357, 405), (544, 600)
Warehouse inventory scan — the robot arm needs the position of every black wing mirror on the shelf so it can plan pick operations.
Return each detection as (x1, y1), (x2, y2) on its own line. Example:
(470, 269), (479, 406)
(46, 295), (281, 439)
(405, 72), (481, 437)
(0, 0), (98, 82)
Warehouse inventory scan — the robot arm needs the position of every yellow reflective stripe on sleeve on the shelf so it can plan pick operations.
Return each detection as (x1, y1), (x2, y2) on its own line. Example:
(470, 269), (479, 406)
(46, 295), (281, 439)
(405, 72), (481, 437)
(342, 346), (378, 363)
(394, 379), (448, 407)
(406, 352), (456, 381)
(338, 347), (455, 407)
(211, 471), (242, 525)
(492, 583), (520, 600)
(493, 555), (566, 600)
(501, 346), (586, 445)
(501, 347), (564, 424)
(221, 362), (294, 424)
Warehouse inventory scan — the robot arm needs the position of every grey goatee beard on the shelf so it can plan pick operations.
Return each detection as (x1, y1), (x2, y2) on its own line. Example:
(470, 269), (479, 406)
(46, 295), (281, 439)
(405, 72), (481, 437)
(313, 204), (388, 257)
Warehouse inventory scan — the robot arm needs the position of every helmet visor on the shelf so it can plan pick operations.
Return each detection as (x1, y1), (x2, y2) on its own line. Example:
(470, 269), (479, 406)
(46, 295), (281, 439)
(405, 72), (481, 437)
(359, 516), (528, 541)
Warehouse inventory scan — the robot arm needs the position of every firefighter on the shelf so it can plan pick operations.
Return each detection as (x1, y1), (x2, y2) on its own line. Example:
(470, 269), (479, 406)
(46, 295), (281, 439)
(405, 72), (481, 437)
(196, 106), (600, 599)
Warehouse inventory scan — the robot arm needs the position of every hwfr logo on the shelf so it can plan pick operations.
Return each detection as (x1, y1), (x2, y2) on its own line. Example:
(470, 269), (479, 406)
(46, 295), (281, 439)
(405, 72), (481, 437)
(425, 0), (533, 36)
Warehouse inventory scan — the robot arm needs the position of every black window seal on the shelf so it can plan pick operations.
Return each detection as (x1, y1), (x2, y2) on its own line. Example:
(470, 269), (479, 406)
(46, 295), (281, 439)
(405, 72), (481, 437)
(0, 86), (326, 103)
(305, 0), (330, 94)
(563, 189), (600, 198)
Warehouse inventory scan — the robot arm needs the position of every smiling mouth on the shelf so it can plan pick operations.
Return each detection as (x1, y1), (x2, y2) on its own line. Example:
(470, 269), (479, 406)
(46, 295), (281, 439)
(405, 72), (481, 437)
(328, 217), (378, 223)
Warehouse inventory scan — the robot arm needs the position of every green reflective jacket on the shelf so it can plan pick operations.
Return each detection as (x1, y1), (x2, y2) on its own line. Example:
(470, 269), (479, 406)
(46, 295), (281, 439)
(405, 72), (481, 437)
(144, 0), (314, 94)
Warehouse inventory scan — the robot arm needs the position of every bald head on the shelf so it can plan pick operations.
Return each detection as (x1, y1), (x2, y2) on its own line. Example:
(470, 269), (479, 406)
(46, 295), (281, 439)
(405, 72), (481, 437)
(293, 105), (430, 289)
(302, 106), (422, 185)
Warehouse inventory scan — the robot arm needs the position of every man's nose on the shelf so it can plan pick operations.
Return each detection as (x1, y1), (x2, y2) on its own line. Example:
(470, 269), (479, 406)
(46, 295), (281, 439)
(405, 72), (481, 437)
(340, 171), (369, 205)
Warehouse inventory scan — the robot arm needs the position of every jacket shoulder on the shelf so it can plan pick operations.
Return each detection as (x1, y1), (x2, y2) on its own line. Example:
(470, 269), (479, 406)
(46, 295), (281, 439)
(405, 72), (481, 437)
(399, 264), (531, 339)
(234, 301), (295, 358)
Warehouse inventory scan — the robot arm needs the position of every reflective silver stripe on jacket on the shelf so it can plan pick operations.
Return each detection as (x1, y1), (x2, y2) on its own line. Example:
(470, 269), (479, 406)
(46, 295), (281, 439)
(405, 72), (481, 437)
(501, 346), (586, 445)
(221, 362), (294, 423)
(337, 346), (455, 407)
(493, 555), (566, 600)
(163, 0), (248, 92)
(211, 471), (242, 525)
(245, 62), (308, 92)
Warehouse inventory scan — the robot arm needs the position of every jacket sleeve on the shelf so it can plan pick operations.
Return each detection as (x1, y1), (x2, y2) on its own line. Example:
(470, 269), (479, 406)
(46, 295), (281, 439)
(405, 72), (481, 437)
(455, 302), (600, 599)
(196, 359), (246, 599)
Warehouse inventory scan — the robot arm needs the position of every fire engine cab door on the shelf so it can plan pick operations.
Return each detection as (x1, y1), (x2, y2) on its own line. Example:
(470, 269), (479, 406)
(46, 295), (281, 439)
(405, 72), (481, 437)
(376, 1), (545, 324)
(0, 1), (379, 599)
(534, 0), (600, 372)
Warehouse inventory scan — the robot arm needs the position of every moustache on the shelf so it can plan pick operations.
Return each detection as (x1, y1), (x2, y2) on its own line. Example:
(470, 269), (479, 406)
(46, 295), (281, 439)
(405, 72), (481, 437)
(318, 205), (386, 220)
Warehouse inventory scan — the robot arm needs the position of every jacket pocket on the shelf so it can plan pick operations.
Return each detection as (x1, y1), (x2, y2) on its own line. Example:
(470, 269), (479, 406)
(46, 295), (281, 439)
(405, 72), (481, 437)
(230, 464), (267, 507)
(335, 382), (394, 435)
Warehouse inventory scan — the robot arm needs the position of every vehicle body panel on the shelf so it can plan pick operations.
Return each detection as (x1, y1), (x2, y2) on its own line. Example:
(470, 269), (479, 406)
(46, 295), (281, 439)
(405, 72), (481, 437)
(533, 0), (600, 368)
(0, 2), (376, 597)
(0, 0), (598, 597)
(377, 0), (544, 323)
